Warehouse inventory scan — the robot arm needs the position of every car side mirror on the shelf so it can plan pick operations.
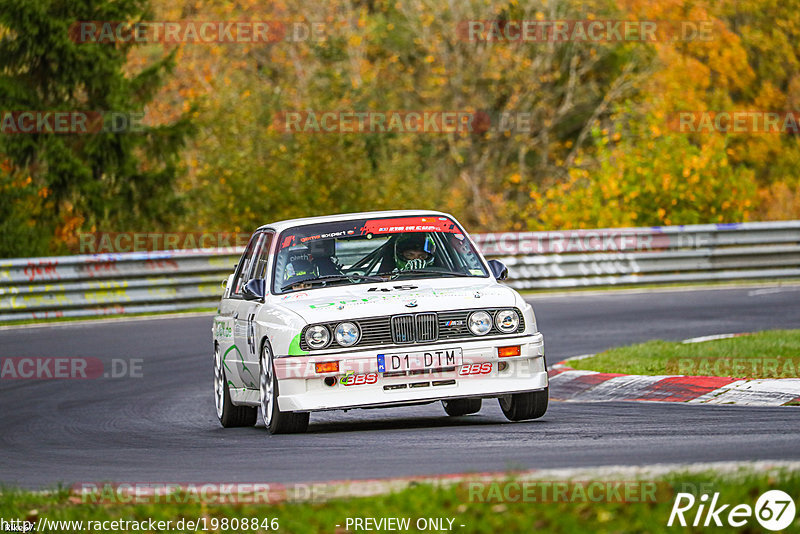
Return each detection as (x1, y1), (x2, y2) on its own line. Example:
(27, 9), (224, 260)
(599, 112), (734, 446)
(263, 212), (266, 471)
(487, 259), (508, 281)
(242, 278), (266, 301)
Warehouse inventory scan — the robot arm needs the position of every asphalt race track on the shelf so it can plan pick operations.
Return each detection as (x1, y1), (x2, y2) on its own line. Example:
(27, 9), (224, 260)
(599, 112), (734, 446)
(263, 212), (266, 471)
(1, 285), (799, 488)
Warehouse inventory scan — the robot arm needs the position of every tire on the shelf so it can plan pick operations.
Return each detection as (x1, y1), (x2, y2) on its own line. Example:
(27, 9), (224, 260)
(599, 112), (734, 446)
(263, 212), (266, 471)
(214, 344), (257, 427)
(442, 398), (482, 416)
(499, 388), (548, 422)
(260, 341), (309, 434)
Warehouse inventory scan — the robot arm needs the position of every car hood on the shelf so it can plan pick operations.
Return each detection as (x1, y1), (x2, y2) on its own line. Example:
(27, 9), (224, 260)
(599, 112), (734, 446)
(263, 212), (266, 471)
(270, 277), (518, 323)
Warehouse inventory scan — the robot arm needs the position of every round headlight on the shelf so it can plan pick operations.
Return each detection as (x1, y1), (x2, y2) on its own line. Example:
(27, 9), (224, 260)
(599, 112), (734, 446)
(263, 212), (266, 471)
(495, 309), (520, 333)
(468, 311), (493, 336)
(334, 322), (360, 347)
(305, 325), (330, 349)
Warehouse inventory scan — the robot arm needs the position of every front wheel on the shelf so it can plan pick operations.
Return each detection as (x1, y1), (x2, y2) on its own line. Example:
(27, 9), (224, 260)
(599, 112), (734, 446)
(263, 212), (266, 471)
(442, 398), (482, 416)
(260, 342), (309, 434)
(214, 344), (257, 427)
(499, 388), (548, 422)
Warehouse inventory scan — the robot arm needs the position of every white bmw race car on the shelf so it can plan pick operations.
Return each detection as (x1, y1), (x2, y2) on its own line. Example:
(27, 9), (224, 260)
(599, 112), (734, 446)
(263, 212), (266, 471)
(212, 210), (548, 434)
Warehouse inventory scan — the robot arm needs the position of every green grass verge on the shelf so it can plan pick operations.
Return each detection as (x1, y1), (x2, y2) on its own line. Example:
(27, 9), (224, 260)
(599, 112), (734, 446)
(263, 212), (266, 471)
(568, 329), (800, 378)
(1, 469), (799, 533)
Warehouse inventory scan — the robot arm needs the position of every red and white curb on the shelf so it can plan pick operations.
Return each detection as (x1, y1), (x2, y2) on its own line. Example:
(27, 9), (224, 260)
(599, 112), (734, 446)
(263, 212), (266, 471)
(687, 379), (800, 405)
(548, 334), (800, 406)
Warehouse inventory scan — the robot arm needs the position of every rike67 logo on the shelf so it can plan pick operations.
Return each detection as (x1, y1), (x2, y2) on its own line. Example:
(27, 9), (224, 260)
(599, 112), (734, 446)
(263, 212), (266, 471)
(668, 490), (796, 531)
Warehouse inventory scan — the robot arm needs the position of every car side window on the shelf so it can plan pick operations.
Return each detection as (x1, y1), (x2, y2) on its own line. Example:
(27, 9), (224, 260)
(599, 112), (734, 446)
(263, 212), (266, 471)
(251, 232), (274, 281)
(232, 232), (264, 297)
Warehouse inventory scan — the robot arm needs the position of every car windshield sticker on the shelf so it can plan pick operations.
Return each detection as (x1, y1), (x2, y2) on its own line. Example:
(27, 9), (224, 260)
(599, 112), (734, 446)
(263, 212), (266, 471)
(280, 216), (458, 249)
(299, 230), (352, 243)
(280, 235), (296, 249)
(358, 216), (458, 236)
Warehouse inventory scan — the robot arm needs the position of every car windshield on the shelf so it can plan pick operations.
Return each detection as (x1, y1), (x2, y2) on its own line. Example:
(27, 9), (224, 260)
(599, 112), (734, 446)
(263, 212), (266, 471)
(273, 215), (488, 293)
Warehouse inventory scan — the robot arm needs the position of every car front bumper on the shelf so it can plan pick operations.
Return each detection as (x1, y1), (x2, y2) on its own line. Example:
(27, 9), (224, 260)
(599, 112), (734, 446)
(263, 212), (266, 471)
(273, 332), (546, 412)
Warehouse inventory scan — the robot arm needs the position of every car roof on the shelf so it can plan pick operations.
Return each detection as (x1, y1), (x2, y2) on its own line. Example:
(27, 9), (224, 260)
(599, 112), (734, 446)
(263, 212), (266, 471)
(256, 209), (456, 233)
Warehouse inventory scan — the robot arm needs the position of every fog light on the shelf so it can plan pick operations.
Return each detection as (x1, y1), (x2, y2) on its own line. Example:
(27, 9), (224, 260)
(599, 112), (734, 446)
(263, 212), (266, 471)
(497, 361), (509, 371)
(315, 361), (339, 373)
(323, 376), (336, 386)
(498, 346), (521, 358)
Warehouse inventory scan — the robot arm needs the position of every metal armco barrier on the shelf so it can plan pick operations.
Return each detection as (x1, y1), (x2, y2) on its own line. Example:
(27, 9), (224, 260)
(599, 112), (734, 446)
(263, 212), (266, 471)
(0, 250), (240, 322)
(0, 221), (798, 322)
(474, 220), (800, 289)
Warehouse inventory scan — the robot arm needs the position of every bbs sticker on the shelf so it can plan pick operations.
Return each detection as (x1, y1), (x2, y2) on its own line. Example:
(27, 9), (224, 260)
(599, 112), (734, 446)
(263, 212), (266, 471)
(340, 372), (379, 386)
(459, 363), (492, 376)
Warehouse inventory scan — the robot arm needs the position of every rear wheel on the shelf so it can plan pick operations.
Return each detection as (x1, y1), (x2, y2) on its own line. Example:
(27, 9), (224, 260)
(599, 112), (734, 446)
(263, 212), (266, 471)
(499, 388), (548, 421)
(214, 344), (257, 427)
(442, 398), (482, 416)
(260, 341), (309, 434)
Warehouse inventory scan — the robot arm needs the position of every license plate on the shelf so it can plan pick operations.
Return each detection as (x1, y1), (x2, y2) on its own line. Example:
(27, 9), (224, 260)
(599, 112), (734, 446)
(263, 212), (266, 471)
(377, 348), (462, 373)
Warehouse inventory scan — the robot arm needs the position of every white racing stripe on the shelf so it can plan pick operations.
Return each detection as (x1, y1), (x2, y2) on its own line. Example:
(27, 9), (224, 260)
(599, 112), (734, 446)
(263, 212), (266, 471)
(681, 333), (749, 344)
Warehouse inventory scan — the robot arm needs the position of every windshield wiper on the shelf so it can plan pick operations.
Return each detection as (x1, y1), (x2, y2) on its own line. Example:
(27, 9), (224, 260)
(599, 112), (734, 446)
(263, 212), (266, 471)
(390, 269), (471, 280)
(281, 273), (385, 291)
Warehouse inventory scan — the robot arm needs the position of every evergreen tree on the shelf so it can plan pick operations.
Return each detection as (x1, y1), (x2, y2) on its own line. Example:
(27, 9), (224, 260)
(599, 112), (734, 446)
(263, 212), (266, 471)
(0, 0), (193, 257)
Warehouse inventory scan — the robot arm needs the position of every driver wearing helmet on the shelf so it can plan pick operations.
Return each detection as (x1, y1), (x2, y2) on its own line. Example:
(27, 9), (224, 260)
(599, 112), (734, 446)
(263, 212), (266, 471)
(282, 248), (316, 288)
(394, 233), (436, 271)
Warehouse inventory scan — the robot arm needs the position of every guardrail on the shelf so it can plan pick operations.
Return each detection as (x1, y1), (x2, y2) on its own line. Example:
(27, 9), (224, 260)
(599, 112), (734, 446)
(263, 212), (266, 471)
(0, 250), (239, 322)
(1, 221), (798, 322)
(475, 220), (800, 290)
